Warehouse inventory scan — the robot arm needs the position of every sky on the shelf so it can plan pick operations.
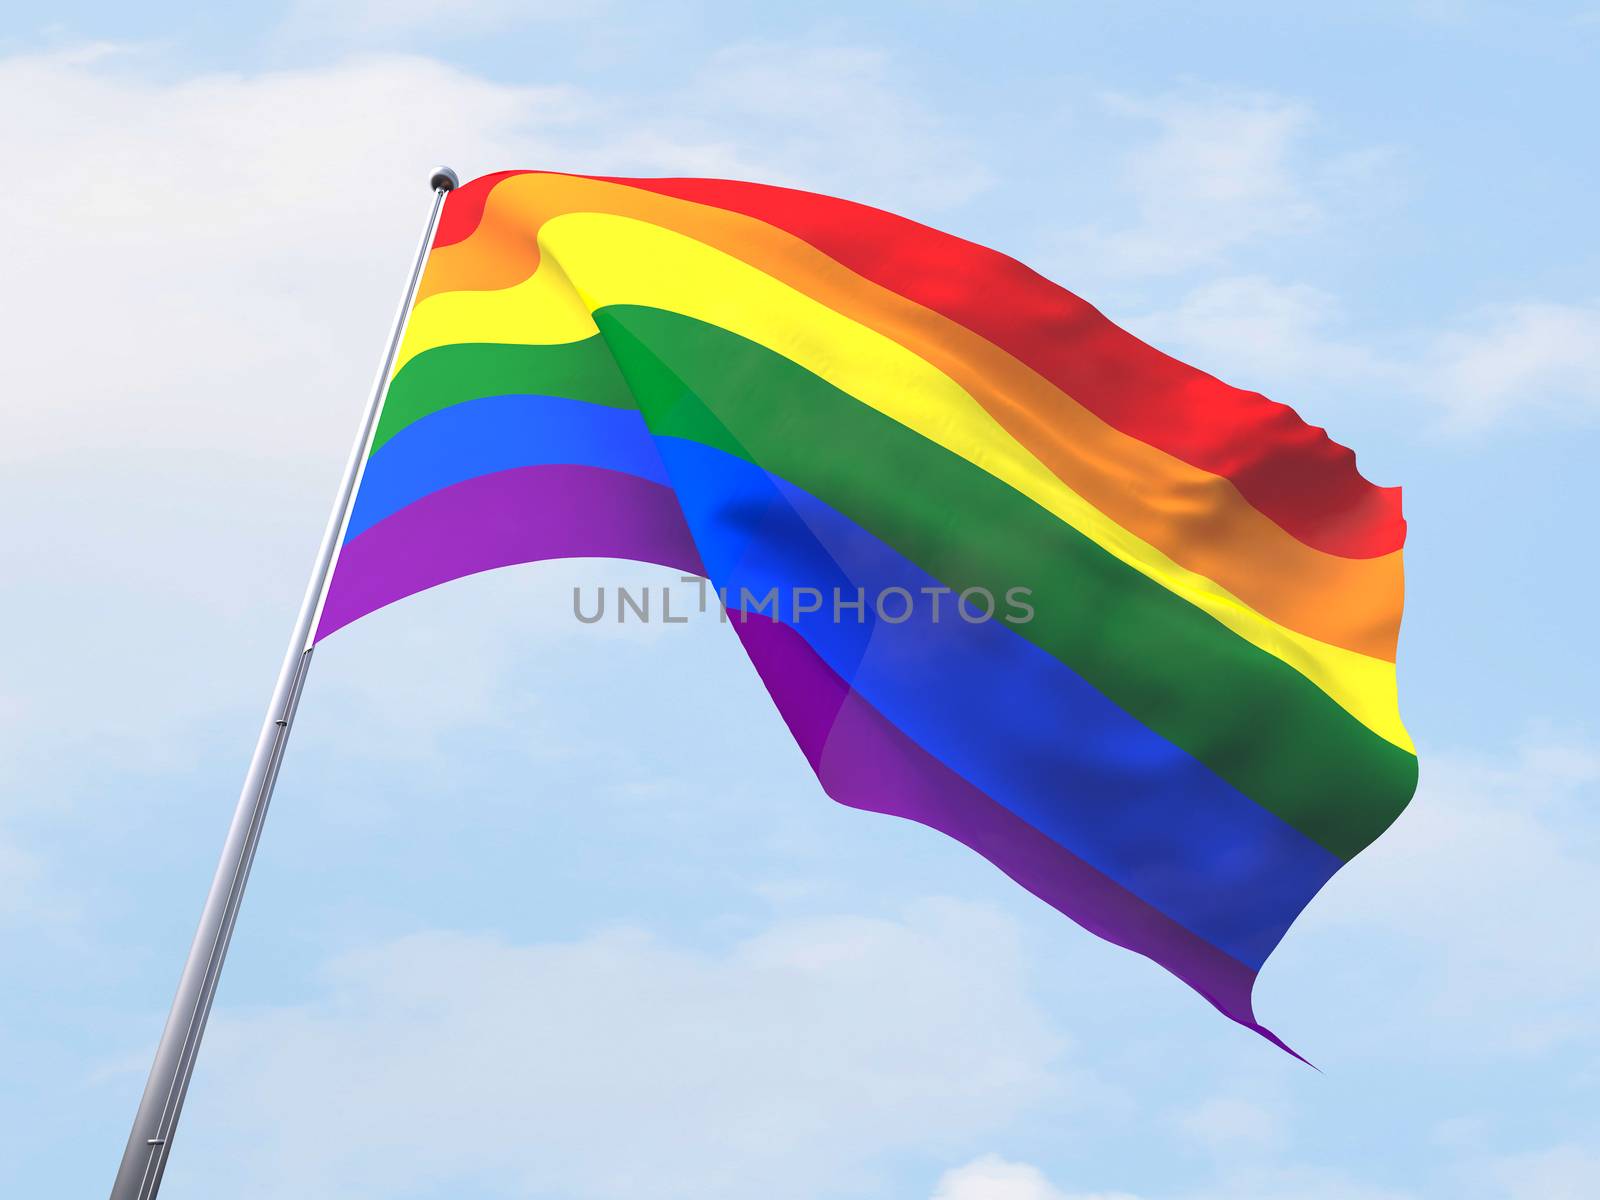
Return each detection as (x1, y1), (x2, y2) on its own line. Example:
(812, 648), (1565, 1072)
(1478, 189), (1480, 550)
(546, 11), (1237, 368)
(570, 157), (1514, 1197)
(2, 2), (1598, 1197)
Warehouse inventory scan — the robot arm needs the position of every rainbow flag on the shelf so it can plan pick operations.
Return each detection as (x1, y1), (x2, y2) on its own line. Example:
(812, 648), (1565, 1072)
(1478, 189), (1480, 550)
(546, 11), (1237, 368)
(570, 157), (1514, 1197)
(312, 172), (1414, 1050)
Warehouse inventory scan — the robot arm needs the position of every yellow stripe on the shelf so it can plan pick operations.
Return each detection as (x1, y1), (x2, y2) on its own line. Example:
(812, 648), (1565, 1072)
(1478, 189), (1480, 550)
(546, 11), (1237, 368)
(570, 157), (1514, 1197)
(398, 212), (1411, 753)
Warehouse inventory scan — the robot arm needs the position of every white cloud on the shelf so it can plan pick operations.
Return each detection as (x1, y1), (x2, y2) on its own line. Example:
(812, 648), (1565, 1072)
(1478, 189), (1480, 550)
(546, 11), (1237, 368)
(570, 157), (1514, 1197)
(1060, 90), (1386, 280)
(1125, 276), (1600, 439)
(928, 1158), (1427, 1200)
(0, 47), (589, 793)
(284, 0), (577, 39)
(932, 1155), (1139, 1200)
(3, 46), (585, 466)
(1174, 1095), (1287, 1156)
(1492, 1144), (1600, 1200)
(1284, 734), (1600, 1056)
(660, 42), (992, 212)
(0, 40), (984, 782)
(161, 901), (1065, 1199)
(1427, 300), (1600, 431)
(3, 40), (983, 470)
(1046, 88), (1599, 439)
(1125, 274), (1383, 389)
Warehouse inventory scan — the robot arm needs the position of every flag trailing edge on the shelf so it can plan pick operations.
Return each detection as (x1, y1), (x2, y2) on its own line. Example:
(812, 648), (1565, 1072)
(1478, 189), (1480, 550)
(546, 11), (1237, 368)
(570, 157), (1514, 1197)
(310, 170), (1415, 1053)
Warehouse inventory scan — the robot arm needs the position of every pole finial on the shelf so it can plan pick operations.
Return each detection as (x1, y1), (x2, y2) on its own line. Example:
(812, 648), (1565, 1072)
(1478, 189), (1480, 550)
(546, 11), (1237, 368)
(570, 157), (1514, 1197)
(430, 165), (460, 193)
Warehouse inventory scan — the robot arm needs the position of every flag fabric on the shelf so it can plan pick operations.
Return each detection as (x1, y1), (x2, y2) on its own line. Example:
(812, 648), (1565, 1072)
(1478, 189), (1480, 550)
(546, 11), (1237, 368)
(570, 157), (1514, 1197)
(311, 171), (1415, 1050)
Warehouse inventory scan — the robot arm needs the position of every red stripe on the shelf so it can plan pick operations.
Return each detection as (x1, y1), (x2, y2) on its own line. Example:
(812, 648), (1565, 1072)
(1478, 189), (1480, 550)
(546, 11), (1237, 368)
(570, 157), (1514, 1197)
(609, 175), (1402, 559)
(434, 171), (529, 247)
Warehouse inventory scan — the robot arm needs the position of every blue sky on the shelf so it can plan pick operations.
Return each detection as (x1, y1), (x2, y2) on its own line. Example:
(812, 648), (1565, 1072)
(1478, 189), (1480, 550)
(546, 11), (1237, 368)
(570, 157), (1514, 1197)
(3, 2), (1598, 1197)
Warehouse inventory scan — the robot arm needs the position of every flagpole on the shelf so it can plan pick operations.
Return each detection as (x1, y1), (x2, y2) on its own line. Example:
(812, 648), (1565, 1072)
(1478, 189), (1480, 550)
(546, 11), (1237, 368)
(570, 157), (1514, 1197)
(108, 165), (460, 1200)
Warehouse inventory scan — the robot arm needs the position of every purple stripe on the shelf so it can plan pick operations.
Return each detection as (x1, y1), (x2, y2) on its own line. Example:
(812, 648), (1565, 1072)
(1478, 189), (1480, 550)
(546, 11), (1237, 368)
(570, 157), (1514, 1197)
(316, 465), (703, 641)
(731, 611), (1299, 1052)
(318, 462), (1301, 1053)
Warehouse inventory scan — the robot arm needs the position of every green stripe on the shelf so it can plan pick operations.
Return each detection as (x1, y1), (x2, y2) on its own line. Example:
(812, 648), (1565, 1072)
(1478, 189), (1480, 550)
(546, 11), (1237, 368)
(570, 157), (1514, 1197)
(379, 315), (1417, 859)
(374, 340), (636, 454)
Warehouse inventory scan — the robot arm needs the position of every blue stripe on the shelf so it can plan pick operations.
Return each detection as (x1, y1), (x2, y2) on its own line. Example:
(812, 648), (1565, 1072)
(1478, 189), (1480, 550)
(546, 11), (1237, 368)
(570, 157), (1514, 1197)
(653, 435), (1341, 969)
(343, 389), (1338, 967)
(348, 394), (668, 542)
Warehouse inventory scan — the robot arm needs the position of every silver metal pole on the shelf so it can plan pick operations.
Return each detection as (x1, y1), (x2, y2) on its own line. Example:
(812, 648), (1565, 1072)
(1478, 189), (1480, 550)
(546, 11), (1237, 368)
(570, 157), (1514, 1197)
(109, 166), (461, 1200)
